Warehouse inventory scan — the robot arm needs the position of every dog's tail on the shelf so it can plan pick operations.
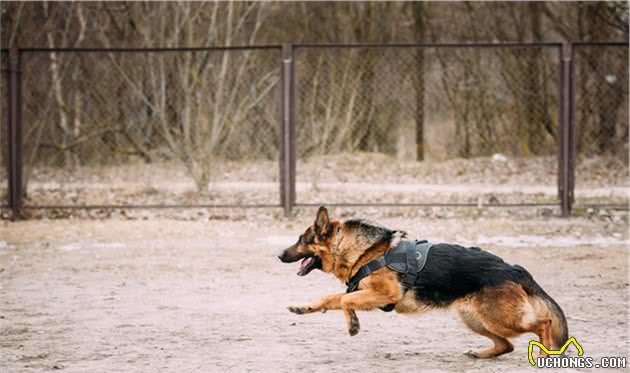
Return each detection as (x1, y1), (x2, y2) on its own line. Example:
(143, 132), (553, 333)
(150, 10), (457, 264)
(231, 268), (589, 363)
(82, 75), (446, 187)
(514, 264), (568, 348)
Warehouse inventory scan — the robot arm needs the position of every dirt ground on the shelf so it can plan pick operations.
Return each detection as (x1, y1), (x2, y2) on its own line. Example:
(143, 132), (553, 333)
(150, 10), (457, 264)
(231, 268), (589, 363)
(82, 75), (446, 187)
(1, 210), (628, 372)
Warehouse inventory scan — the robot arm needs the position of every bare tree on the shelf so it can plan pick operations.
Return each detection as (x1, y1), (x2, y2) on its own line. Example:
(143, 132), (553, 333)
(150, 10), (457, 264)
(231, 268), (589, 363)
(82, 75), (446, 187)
(96, 2), (277, 192)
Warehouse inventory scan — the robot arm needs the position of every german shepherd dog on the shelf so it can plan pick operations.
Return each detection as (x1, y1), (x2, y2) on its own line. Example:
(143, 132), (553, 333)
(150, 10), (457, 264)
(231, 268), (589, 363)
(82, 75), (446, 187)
(278, 207), (568, 358)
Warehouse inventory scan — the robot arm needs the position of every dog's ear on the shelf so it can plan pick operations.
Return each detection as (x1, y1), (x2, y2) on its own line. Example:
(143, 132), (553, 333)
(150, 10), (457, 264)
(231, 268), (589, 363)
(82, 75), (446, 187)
(314, 206), (330, 237)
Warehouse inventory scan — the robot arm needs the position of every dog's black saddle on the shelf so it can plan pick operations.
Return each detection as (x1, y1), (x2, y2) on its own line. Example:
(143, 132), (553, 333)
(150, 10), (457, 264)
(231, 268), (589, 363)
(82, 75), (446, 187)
(345, 239), (432, 312)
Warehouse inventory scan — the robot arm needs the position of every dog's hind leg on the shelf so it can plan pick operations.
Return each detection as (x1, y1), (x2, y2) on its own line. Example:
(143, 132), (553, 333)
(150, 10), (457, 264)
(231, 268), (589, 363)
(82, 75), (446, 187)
(459, 309), (514, 359)
(459, 281), (548, 358)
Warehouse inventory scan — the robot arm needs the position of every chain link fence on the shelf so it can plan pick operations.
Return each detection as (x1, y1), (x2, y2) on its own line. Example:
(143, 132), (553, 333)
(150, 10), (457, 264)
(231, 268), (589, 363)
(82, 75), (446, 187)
(1, 43), (627, 217)
(18, 47), (281, 208)
(294, 45), (561, 206)
(573, 43), (629, 206)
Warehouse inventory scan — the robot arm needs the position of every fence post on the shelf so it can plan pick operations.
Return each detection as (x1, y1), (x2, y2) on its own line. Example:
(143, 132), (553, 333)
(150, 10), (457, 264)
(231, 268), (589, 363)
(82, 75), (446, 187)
(281, 44), (295, 217)
(568, 44), (576, 215)
(8, 48), (22, 220)
(559, 43), (574, 217)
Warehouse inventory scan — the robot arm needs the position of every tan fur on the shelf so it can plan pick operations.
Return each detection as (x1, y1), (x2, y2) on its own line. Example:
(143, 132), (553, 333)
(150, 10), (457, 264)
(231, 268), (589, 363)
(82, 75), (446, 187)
(394, 290), (433, 314)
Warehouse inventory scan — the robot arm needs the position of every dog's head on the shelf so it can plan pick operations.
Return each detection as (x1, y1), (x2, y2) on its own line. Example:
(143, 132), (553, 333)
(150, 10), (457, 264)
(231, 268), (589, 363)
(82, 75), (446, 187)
(278, 206), (338, 276)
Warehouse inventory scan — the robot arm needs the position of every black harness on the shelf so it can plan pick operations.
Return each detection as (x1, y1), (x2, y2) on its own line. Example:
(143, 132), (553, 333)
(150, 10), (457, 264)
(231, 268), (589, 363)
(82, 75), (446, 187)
(345, 239), (432, 312)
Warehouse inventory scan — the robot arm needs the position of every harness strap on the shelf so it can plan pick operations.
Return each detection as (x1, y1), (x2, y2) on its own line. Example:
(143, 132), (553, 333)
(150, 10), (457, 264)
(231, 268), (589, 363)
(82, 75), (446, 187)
(345, 256), (387, 293)
(403, 247), (417, 288)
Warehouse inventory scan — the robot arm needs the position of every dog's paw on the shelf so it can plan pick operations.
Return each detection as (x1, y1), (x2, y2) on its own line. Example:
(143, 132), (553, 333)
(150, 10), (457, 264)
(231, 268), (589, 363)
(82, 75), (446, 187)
(464, 350), (480, 359)
(287, 305), (315, 315)
(348, 312), (360, 336)
(348, 324), (360, 336)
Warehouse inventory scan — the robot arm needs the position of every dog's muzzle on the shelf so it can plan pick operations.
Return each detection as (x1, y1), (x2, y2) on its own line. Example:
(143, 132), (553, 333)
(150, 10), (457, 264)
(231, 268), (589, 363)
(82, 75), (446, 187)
(278, 247), (322, 276)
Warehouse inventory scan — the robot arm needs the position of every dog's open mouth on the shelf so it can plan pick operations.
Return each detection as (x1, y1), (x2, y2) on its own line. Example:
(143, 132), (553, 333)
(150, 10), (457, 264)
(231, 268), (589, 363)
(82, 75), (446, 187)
(297, 255), (322, 276)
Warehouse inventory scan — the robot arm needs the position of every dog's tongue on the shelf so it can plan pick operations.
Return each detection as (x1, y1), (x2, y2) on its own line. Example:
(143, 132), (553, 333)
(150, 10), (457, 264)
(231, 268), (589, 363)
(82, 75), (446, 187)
(297, 257), (313, 276)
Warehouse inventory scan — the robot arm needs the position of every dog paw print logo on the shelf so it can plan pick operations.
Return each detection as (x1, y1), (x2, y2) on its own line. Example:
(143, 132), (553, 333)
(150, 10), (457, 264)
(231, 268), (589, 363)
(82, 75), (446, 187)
(528, 337), (584, 367)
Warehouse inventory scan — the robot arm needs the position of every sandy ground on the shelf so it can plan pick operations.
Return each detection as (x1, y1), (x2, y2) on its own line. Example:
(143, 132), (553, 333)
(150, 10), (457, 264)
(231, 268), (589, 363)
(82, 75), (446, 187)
(0, 212), (629, 372)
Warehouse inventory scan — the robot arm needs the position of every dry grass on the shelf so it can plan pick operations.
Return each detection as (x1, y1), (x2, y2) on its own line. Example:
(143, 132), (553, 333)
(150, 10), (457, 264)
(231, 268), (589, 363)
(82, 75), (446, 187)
(3, 153), (625, 209)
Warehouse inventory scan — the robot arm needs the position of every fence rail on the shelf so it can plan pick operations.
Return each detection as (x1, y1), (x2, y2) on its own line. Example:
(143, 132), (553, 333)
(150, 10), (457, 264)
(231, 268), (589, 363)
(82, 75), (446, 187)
(1, 42), (627, 219)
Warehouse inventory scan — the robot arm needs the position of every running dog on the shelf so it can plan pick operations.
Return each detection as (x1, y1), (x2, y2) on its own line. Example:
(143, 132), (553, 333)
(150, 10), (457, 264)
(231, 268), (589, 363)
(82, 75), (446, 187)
(278, 206), (568, 358)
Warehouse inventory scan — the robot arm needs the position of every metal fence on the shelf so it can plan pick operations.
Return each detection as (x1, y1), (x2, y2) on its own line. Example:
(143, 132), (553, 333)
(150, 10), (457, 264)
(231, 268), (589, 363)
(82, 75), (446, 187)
(572, 43), (629, 207)
(8, 46), (284, 213)
(1, 42), (627, 219)
(293, 44), (562, 207)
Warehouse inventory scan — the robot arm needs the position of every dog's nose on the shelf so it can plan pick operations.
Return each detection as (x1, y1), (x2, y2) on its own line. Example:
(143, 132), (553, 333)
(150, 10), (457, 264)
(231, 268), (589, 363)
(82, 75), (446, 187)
(277, 252), (285, 261)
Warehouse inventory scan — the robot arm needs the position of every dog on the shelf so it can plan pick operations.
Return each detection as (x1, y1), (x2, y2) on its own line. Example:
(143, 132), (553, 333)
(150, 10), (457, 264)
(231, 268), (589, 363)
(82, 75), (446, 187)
(278, 206), (568, 358)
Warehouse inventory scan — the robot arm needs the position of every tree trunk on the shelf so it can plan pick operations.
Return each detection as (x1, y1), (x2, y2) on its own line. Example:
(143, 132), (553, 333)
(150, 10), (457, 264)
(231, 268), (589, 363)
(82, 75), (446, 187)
(412, 2), (426, 161)
(357, 53), (376, 151)
(355, 5), (376, 152)
(524, 2), (542, 154)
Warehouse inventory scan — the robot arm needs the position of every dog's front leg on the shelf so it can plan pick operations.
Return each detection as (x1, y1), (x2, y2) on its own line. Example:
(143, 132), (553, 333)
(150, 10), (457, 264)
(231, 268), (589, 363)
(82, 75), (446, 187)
(287, 294), (361, 336)
(340, 289), (401, 336)
(343, 309), (360, 336)
(288, 293), (344, 315)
